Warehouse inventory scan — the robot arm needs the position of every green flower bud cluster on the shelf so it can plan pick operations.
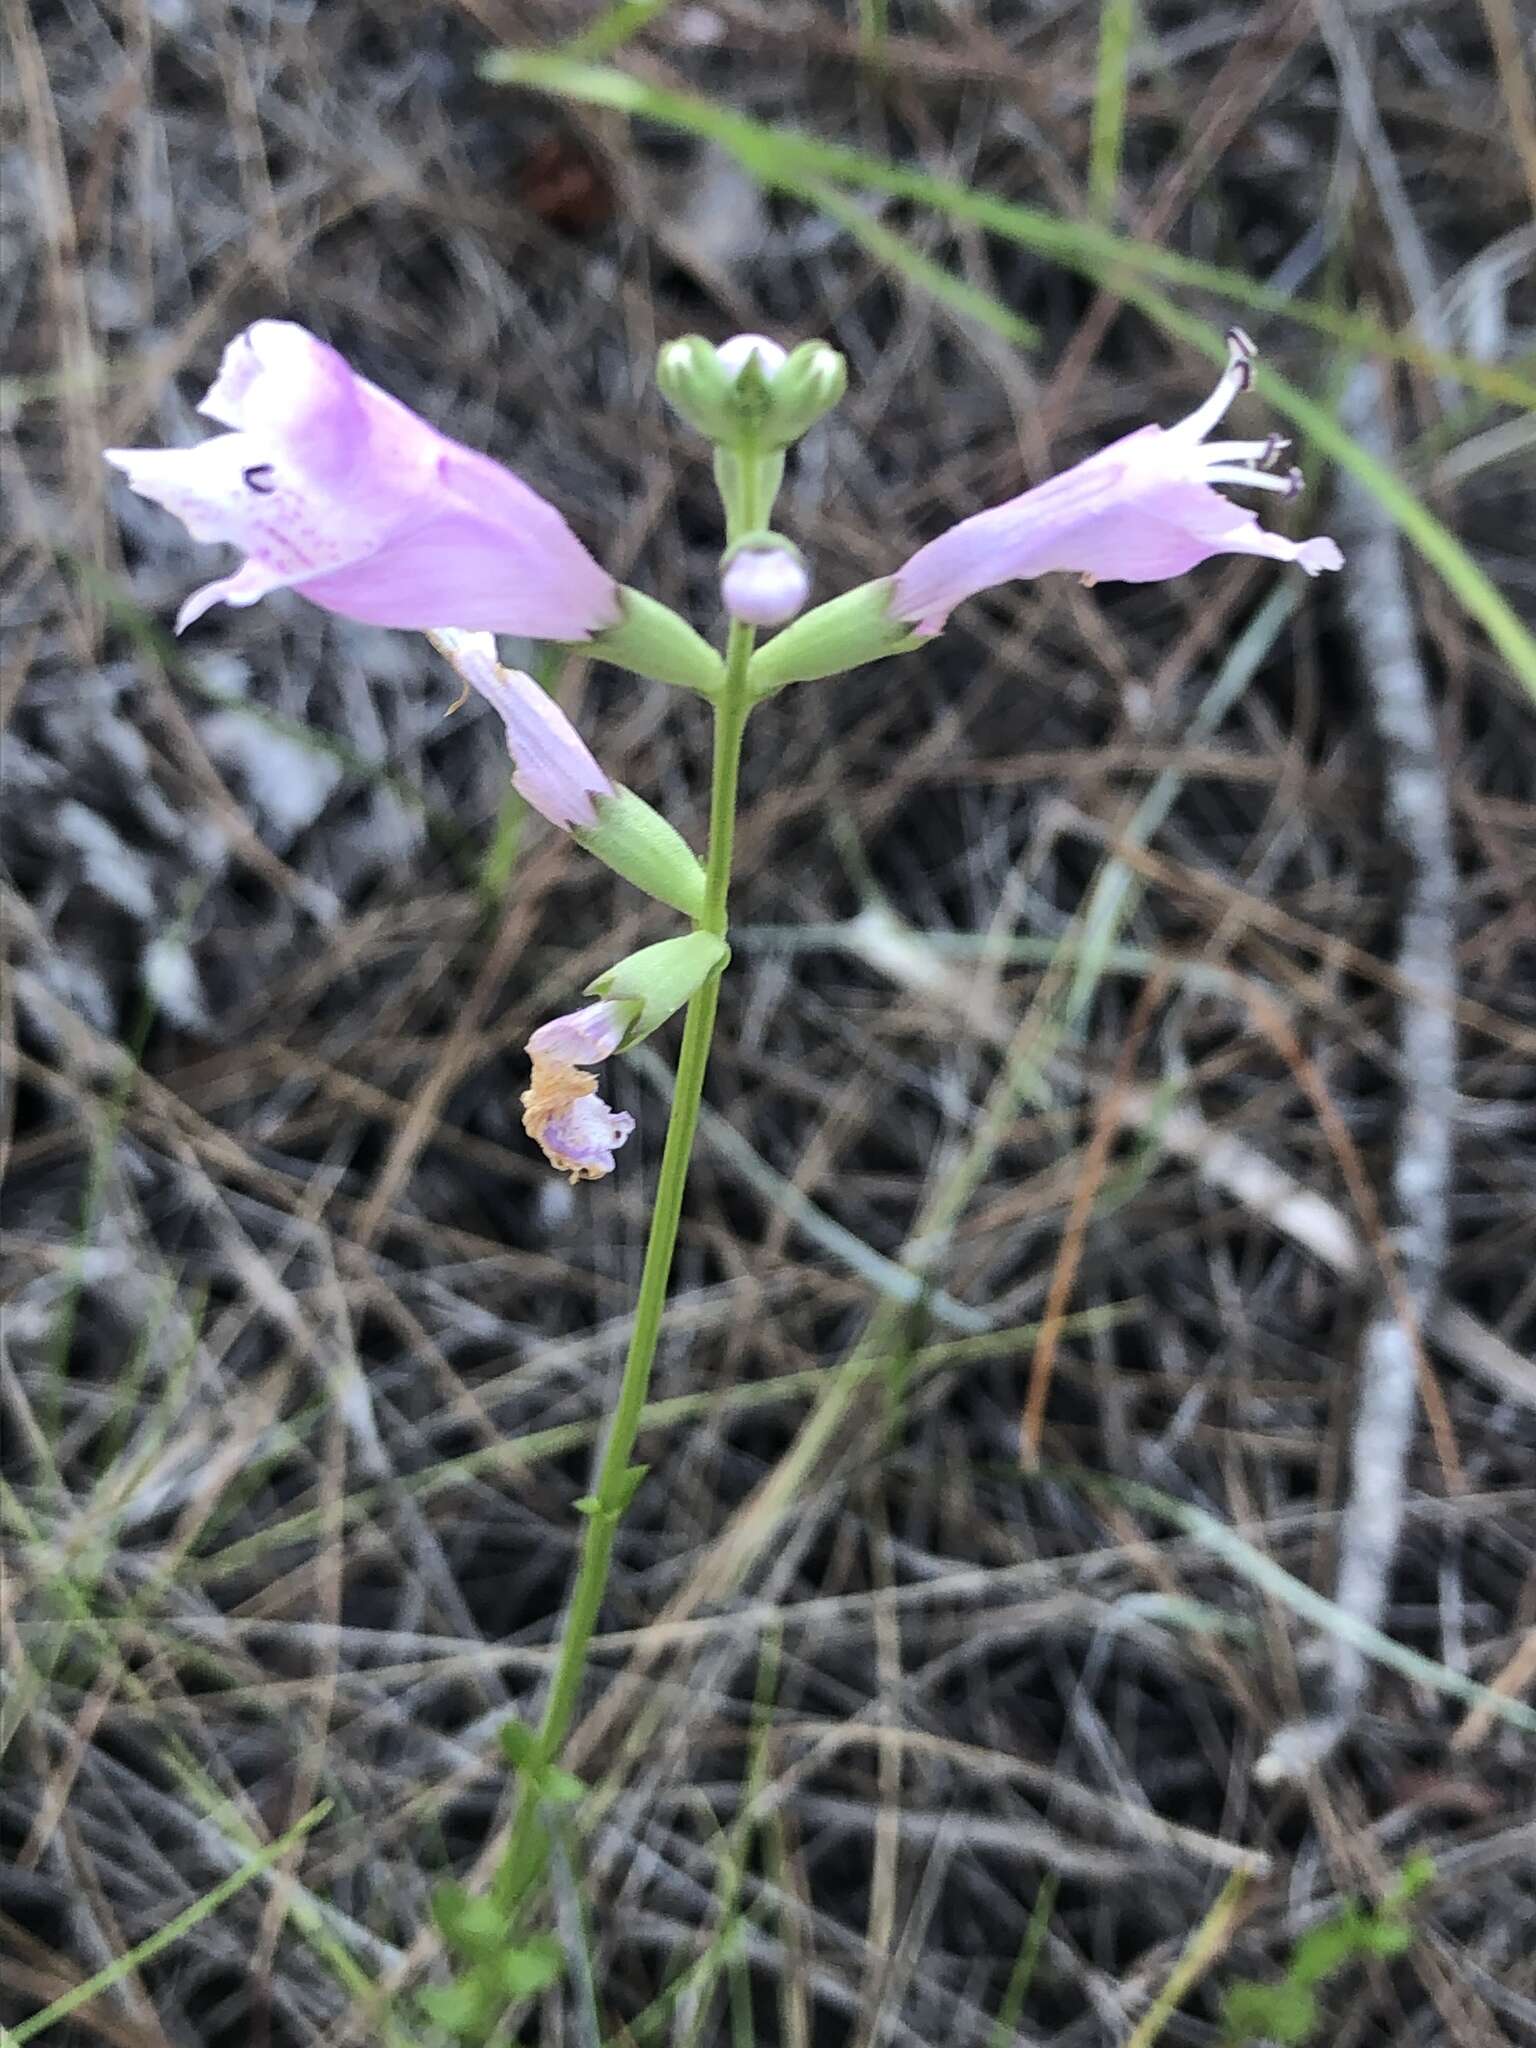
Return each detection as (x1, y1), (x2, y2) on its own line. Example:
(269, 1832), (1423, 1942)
(658, 332), (847, 451)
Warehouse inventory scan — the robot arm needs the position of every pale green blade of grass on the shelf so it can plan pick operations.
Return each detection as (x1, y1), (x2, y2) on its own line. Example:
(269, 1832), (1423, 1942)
(1122, 1871), (1251, 2048)
(480, 55), (1536, 410)
(1089, 0), (1139, 221)
(858, 0), (889, 61)
(796, 177), (1041, 350)
(6, 1484), (400, 2018)
(671, 1631), (780, 2048)
(987, 1872), (1058, 2048)
(478, 784), (528, 907)
(8, 1802), (331, 2043)
(737, 924), (1255, 1002)
(561, 0), (676, 61)
(627, 1040), (994, 1332)
(1060, 1469), (1536, 1734)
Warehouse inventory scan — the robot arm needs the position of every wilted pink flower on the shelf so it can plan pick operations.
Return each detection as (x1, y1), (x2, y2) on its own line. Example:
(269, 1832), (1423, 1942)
(522, 1000), (636, 1182)
(722, 546), (811, 627)
(891, 330), (1343, 634)
(105, 320), (622, 639)
(429, 630), (612, 831)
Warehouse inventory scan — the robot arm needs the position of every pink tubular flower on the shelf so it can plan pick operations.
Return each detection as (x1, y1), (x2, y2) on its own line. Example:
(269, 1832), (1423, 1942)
(522, 1001), (636, 1182)
(105, 320), (622, 639)
(891, 330), (1343, 634)
(429, 629), (612, 831)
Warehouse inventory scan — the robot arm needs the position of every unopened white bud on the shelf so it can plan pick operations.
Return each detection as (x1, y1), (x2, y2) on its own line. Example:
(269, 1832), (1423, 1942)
(722, 545), (810, 627)
(716, 332), (789, 380)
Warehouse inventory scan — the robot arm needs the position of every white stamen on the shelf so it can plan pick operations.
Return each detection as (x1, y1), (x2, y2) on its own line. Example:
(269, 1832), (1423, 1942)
(1201, 463), (1302, 496)
(1198, 438), (1290, 466)
(1169, 328), (1260, 446)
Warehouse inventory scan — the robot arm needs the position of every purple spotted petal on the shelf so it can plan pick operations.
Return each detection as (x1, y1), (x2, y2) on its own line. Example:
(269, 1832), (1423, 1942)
(106, 320), (621, 641)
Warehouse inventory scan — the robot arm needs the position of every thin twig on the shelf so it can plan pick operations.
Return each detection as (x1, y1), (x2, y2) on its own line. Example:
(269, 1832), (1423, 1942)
(1258, 362), (1459, 1782)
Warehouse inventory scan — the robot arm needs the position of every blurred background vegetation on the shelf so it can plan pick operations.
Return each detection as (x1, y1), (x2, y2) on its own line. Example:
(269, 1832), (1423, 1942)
(4, 2), (1535, 2044)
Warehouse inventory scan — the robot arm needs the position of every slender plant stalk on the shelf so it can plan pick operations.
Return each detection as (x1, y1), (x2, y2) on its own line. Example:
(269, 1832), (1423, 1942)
(494, 616), (757, 1911)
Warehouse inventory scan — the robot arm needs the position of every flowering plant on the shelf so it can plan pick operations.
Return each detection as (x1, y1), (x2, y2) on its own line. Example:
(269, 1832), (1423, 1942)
(108, 316), (1339, 2036)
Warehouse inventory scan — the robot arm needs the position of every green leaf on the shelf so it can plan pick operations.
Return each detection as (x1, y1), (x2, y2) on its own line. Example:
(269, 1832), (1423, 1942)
(615, 1462), (650, 1512)
(431, 1882), (507, 1961)
(1291, 1913), (1366, 1986)
(496, 1935), (563, 1998)
(543, 1765), (586, 1807)
(1392, 1854), (1436, 1903)
(497, 1718), (542, 1772)
(1359, 1915), (1414, 1959)
(419, 1978), (497, 2038)
(1221, 1978), (1317, 2044)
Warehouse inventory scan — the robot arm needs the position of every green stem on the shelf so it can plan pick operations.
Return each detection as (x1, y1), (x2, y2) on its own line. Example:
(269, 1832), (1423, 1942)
(493, 617), (756, 1917)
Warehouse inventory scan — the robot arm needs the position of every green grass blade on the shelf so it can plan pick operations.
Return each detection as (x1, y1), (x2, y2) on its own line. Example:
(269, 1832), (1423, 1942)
(10, 1803), (331, 2042)
(797, 178), (1041, 350)
(987, 1872), (1058, 2046)
(1089, 0), (1138, 221)
(480, 54), (1536, 410)
(1060, 1470), (1536, 1735)
(562, 0), (675, 61)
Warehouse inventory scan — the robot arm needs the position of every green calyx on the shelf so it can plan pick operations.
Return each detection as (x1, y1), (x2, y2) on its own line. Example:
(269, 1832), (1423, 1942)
(763, 339), (847, 446)
(658, 335), (846, 452)
(587, 587), (725, 696)
(586, 931), (730, 1047)
(746, 578), (922, 696)
(571, 786), (706, 919)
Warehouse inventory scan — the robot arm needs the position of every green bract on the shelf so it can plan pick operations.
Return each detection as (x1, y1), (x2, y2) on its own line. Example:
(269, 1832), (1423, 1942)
(587, 586), (725, 695)
(747, 578), (921, 695)
(587, 931), (730, 1046)
(571, 786), (707, 918)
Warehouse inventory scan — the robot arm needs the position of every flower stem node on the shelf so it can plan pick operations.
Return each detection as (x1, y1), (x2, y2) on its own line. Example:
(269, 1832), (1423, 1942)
(586, 586), (725, 696)
(586, 931), (730, 1047)
(746, 578), (922, 696)
(721, 534), (811, 626)
(657, 332), (847, 451)
(570, 786), (707, 920)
